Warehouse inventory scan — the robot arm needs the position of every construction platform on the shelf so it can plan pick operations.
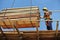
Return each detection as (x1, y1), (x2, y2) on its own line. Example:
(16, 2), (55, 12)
(0, 30), (60, 40)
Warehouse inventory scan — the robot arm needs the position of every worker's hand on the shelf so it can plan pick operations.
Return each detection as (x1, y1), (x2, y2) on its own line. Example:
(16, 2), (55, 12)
(40, 16), (43, 18)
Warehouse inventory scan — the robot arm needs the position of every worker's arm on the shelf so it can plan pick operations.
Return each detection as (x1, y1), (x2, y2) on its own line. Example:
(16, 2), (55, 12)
(40, 16), (44, 19)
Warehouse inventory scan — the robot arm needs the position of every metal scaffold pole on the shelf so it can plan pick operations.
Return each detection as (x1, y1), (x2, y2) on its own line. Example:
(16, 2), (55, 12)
(56, 21), (59, 36)
(55, 21), (59, 40)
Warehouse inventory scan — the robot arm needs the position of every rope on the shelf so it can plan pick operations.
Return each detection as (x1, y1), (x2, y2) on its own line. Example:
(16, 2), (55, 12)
(30, 0), (33, 27)
(11, 0), (23, 39)
(2, 0), (16, 31)
(30, 0), (39, 40)
(11, 0), (15, 8)
(11, 0), (16, 31)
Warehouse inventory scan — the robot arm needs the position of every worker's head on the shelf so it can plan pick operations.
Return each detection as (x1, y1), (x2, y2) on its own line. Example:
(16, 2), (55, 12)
(43, 7), (48, 11)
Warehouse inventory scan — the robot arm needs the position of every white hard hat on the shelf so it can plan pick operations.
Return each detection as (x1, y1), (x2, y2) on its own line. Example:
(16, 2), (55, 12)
(43, 7), (48, 11)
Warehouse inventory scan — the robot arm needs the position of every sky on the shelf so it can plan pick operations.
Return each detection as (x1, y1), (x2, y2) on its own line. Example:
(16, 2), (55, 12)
(0, 0), (60, 31)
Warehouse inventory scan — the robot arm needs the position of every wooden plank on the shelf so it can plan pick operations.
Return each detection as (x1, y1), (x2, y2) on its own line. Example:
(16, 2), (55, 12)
(0, 17), (40, 28)
(0, 31), (60, 40)
(0, 6), (40, 28)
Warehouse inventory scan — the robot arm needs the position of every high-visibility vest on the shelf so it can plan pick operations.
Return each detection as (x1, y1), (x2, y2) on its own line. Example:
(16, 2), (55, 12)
(44, 11), (51, 19)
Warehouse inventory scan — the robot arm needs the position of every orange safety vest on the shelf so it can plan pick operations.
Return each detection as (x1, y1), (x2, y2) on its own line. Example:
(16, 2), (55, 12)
(44, 11), (50, 19)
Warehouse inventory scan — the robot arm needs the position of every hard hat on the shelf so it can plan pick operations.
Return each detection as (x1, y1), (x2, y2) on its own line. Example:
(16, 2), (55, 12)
(43, 7), (48, 11)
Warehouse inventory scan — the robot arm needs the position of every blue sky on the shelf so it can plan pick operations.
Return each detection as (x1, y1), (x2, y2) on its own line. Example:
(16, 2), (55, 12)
(0, 0), (60, 31)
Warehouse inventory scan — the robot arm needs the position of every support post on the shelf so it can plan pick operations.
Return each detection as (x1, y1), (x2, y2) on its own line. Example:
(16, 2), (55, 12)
(14, 21), (23, 40)
(36, 22), (39, 40)
(0, 27), (7, 40)
(56, 21), (59, 36)
(55, 21), (59, 40)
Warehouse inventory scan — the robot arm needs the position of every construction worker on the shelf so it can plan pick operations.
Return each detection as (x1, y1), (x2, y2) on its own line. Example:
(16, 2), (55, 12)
(42, 7), (52, 30)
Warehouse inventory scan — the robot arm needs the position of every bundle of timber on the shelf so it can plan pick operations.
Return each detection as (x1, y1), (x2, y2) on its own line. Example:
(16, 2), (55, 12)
(0, 6), (40, 28)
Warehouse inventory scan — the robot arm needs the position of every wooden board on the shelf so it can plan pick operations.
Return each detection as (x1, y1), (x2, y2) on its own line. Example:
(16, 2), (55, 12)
(0, 30), (60, 40)
(0, 6), (40, 28)
(0, 17), (40, 28)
